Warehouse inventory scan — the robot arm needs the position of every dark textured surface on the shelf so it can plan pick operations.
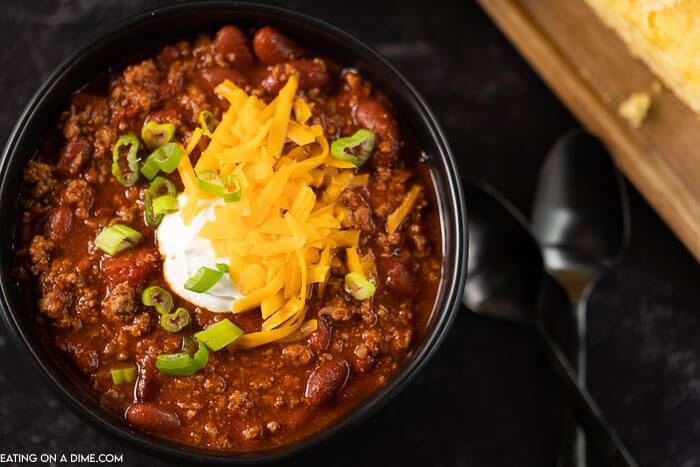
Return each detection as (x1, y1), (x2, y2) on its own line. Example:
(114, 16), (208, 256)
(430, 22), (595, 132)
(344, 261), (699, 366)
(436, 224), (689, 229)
(1, 1), (698, 466)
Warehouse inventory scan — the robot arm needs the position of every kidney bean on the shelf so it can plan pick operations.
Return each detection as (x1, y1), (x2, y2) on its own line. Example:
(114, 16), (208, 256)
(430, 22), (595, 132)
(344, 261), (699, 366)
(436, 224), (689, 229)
(56, 137), (92, 178)
(318, 305), (352, 322)
(134, 362), (159, 403)
(305, 358), (350, 406)
(252, 26), (307, 65)
(201, 67), (248, 90)
(101, 247), (158, 288)
(45, 205), (73, 242)
(307, 317), (331, 353)
(260, 59), (330, 94)
(125, 403), (180, 433)
(354, 99), (400, 168)
(377, 256), (415, 297)
(145, 108), (181, 125)
(61, 335), (99, 374)
(213, 25), (254, 66)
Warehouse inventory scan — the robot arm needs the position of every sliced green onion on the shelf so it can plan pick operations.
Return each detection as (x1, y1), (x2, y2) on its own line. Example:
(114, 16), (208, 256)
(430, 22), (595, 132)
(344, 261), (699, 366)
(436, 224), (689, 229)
(196, 171), (241, 202)
(152, 195), (178, 217)
(184, 266), (224, 293)
(110, 364), (137, 384)
(198, 110), (217, 135)
(181, 334), (199, 355)
(95, 224), (143, 256)
(330, 129), (377, 167)
(142, 285), (173, 315)
(144, 176), (177, 226)
(194, 319), (243, 351)
(196, 170), (223, 194)
(155, 337), (209, 376)
(141, 121), (176, 149)
(140, 156), (161, 180)
(344, 271), (376, 300)
(140, 142), (184, 180)
(215, 263), (229, 273)
(160, 307), (190, 333)
(111, 134), (140, 186)
(221, 174), (242, 202)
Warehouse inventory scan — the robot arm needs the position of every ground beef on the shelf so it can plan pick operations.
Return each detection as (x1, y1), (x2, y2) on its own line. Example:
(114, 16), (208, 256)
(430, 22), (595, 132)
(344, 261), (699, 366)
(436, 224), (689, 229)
(103, 281), (138, 322)
(93, 126), (118, 162)
(227, 390), (255, 415)
(178, 83), (210, 124)
(60, 93), (110, 141)
(319, 304), (353, 322)
(408, 222), (430, 257)
(338, 188), (374, 234)
(360, 328), (383, 356)
(369, 167), (412, 218)
(126, 312), (153, 337)
(241, 424), (263, 440)
(265, 421), (281, 434)
(111, 59), (161, 125)
(61, 179), (94, 219)
(23, 160), (56, 199)
(281, 343), (313, 366)
(389, 327), (413, 353)
(37, 259), (97, 329)
(28, 235), (54, 275)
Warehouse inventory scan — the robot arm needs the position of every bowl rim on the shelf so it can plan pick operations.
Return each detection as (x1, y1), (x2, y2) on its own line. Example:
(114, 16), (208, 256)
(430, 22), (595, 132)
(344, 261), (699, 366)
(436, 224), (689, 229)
(0, 1), (468, 463)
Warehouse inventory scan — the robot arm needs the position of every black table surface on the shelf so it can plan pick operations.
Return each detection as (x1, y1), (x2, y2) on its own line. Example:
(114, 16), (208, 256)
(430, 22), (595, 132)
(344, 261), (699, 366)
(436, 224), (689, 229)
(2, 1), (699, 466)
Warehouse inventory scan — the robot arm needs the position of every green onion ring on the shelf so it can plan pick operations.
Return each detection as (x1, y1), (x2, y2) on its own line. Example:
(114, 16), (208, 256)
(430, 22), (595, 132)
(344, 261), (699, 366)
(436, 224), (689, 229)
(344, 271), (376, 300)
(198, 110), (217, 135)
(141, 121), (176, 149)
(155, 337), (209, 376)
(330, 129), (377, 167)
(196, 171), (242, 203)
(140, 142), (184, 180)
(142, 285), (173, 315)
(160, 307), (190, 333)
(111, 134), (140, 186)
(152, 194), (179, 217)
(144, 176), (177, 226)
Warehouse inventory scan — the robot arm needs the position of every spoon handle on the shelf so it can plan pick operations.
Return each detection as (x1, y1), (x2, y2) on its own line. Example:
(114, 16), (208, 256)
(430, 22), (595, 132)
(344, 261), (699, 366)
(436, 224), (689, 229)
(535, 321), (638, 467)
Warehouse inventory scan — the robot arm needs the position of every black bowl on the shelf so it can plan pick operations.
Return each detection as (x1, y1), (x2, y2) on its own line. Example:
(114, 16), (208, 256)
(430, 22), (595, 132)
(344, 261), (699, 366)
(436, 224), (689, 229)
(0, 1), (467, 463)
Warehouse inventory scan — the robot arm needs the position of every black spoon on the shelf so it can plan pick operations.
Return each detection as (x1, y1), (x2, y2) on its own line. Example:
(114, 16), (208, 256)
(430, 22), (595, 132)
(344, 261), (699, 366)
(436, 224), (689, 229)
(531, 131), (630, 466)
(462, 182), (637, 467)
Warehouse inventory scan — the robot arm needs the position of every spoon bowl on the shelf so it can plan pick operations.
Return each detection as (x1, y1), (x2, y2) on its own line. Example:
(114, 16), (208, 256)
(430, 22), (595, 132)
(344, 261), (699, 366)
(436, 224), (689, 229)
(532, 130), (630, 299)
(464, 183), (543, 324)
(463, 182), (637, 467)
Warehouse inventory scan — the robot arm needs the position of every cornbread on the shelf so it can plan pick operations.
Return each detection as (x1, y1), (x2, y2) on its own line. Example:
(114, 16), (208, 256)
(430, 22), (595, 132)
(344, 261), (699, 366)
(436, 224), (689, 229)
(584, 0), (700, 112)
(618, 91), (652, 126)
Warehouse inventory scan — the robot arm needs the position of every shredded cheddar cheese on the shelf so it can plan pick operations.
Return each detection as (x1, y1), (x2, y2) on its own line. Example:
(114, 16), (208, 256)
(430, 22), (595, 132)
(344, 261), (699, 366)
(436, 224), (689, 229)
(387, 185), (422, 234)
(179, 76), (363, 350)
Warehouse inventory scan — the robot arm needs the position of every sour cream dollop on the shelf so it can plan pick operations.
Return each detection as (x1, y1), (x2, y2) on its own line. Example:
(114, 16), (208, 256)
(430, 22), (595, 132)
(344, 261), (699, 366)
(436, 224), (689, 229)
(157, 194), (242, 312)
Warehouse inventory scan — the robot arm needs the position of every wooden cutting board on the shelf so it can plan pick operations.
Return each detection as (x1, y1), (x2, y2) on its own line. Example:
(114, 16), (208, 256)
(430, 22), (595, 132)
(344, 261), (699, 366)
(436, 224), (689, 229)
(477, 0), (700, 262)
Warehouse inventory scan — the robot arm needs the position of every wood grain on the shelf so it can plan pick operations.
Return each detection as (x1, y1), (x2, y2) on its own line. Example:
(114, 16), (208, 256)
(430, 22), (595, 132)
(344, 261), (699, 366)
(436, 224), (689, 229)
(477, 0), (700, 262)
